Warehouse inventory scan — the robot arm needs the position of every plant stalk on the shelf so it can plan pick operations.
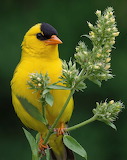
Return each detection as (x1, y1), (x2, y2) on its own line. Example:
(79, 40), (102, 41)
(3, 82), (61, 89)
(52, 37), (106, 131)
(43, 70), (88, 145)
(42, 104), (48, 126)
(66, 114), (98, 132)
(43, 89), (75, 145)
(32, 154), (40, 160)
(43, 69), (89, 145)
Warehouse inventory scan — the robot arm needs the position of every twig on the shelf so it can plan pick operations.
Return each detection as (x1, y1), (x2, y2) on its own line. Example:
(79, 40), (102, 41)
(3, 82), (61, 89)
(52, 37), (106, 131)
(43, 89), (75, 145)
(66, 115), (98, 132)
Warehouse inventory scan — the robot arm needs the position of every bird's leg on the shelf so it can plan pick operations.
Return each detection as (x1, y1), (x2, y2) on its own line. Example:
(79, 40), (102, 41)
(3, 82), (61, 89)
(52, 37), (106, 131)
(55, 122), (66, 136)
(38, 134), (48, 155)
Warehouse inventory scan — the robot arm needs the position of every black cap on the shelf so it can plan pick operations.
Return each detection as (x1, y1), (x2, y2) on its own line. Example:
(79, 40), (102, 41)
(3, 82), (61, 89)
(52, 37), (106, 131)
(41, 22), (58, 39)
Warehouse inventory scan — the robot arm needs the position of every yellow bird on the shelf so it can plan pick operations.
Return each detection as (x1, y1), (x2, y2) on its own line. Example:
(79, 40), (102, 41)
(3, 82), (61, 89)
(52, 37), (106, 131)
(11, 23), (74, 160)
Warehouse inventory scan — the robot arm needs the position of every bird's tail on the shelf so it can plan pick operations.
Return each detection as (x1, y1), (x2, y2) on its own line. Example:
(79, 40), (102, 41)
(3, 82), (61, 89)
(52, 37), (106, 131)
(49, 134), (75, 160)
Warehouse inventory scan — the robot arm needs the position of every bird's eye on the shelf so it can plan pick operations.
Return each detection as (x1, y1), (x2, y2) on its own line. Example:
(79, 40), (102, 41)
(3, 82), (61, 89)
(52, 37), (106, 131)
(36, 33), (45, 40)
(36, 33), (50, 40)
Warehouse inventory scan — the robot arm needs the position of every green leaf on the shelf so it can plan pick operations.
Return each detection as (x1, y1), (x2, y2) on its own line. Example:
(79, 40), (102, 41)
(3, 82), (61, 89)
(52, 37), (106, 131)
(48, 84), (70, 90)
(75, 81), (87, 91)
(36, 132), (41, 143)
(82, 34), (91, 39)
(45, 92), (54, 106)
(43, 89), (50, 95)
(106, 122), (117, 130)
(89, 78), (101, 87)
(63, 135), (87, 159)
(23, 128), (39, 160)
(99, 119), (117, 130)
(45, 149), (51, 160)
(17, 96), (46, 125)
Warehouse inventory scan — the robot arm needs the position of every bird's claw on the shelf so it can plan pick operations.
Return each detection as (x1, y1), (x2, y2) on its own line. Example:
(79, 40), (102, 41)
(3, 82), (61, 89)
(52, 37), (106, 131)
(54, 123), (66, 136)
(38, 135), (48, 155)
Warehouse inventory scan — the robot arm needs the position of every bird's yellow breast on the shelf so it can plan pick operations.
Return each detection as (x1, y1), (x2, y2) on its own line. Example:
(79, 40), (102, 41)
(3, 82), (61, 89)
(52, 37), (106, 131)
(11, 54), (74, 131)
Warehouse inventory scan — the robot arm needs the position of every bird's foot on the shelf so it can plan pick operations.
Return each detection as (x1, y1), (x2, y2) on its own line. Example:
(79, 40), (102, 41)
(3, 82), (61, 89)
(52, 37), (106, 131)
(54, 123), (66, 136)
(38, 135), (48, 155)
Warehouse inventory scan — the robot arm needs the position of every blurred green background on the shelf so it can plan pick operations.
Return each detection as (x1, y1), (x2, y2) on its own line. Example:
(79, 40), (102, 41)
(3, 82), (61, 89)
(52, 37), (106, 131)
(1, 0), (127, 160)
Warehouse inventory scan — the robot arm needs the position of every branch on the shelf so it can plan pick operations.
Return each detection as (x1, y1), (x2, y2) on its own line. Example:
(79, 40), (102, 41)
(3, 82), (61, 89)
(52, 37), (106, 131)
(43, 89), (75, 145)
(66, 115), (98, 132)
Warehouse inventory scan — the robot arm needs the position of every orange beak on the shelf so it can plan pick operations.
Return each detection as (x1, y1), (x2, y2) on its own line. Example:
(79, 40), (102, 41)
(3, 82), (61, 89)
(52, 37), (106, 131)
(45, 35), (63, 45)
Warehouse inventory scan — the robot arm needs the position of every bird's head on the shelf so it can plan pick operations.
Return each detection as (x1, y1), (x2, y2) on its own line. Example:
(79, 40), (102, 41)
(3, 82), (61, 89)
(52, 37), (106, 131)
(22, 23), (62, 58)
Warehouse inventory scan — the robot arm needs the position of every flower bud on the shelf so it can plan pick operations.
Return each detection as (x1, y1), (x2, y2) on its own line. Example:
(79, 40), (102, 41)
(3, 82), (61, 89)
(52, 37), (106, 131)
(112, 32), (120, 36)
(110, 40), (115, 45)
(112, 27), (117, 31)
(37, 77), (41, 81)
(38, 83), (42, 87)
(96, 53), (101, 58)
(109, 12), (113, 15)
(109, 100), (114, 104)
(105, 15), (109, 19)
(97, 62), (103, 66)
(94, 65), (100, 69)
(87, 22), (94, 29)
(93, 100), (124, 129)
(106, 21), (110, 24)
(110, 17), (115, 23)
(106, 49), (111, 53)
(107, 28), (111, 32)
(89, 31), (95, 36)
(105, 64), (110, 70)
(96, 10), (101, 16)
(106, 58), (111, 62)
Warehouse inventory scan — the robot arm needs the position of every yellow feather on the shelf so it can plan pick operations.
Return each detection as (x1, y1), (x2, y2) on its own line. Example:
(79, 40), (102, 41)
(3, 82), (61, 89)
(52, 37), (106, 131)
(11, 23), (74, 159)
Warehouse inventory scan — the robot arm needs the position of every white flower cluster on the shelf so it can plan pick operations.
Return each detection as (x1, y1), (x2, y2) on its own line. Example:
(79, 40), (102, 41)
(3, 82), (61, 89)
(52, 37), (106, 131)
(90, 7), (119, 48)
(74, 7), (119, 86)
(61, 60), (79, 87)
(93, 100), (124, 129)
(61, 60), (87, 91)
(28, 73), (54, 106)
(28, 72), (50, 90)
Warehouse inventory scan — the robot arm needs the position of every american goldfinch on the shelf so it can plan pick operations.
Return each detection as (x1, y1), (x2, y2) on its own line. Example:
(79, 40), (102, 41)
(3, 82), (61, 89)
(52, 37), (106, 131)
(11, 22), (74, 160)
